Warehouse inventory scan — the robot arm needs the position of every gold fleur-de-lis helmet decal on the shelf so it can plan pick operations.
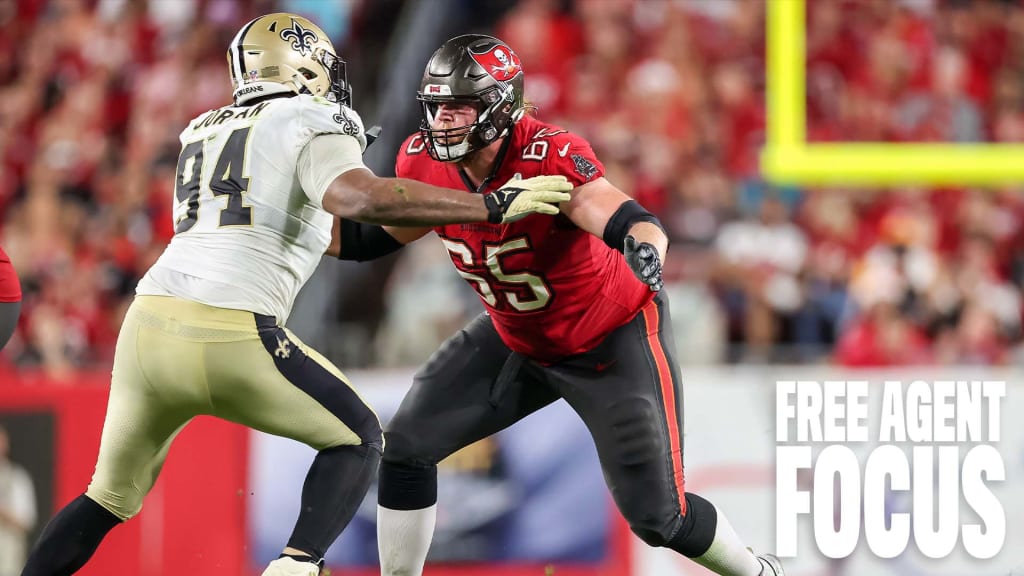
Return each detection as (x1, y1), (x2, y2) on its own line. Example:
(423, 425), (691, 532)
(279, 18), (318, 56)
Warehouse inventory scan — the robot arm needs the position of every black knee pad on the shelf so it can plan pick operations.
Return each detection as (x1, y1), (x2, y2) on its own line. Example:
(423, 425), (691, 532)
(628, 492), (718, 555)
(628, 513), (678, 548)
(664, 492), (718, 557)
(377, 459), (437, 511)
(622, 493), (685, 548)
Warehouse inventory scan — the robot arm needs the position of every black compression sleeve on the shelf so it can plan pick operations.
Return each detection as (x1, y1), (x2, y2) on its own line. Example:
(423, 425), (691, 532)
(602, 200), (664, 252)
(337, 219), (405, 262)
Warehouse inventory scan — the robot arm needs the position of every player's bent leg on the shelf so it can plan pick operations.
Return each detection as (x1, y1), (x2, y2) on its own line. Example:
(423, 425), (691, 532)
(553, 294), (766, 576)
(22, 297), (201, 575)
(210, 317), (381, 450)
(377, 314), (558, 576)
(640, 296), (774, 575)
(207, 315), (383, 567)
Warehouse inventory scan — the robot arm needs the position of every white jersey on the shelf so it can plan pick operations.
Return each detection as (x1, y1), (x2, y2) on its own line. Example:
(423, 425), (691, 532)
(136, 94), (366, 323)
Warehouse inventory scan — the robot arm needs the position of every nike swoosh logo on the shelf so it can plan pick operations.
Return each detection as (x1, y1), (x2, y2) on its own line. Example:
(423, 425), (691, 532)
(595, 360), (617, 372)
(557, 143), (571, 157)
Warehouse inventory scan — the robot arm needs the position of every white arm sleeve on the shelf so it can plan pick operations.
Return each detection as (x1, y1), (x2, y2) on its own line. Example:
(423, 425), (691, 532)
(297, 133), (368, 209)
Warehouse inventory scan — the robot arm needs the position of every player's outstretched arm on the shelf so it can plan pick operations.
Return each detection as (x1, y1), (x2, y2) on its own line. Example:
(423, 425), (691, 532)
(300, 133), (570, 228)
(324, 172), (573, 259)
(323, 168), (571, 227)
(560, 177), (668, 291)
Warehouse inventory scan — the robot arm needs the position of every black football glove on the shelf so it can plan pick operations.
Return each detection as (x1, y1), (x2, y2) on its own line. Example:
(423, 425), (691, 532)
(624, 235), (663, 292)
(484, 175), (573, 224)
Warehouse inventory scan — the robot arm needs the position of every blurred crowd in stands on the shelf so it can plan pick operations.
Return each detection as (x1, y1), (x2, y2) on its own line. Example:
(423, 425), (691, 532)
(2, 0), (1023, 378)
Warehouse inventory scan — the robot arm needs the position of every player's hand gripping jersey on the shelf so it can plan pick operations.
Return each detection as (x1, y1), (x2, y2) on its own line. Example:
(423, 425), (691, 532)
(136, 94), (366, 323)
(397, 115), (653, 362)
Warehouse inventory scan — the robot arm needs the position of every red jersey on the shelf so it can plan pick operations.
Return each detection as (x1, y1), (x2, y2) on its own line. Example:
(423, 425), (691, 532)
(396, 115), (653, 362)
(0, 246), (21, 302)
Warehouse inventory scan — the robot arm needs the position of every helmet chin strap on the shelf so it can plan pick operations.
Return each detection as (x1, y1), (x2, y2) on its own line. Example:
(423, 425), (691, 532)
(456, 130), (515, 195)
(434, 137), (473, 162)
(433, 118), (502, 162)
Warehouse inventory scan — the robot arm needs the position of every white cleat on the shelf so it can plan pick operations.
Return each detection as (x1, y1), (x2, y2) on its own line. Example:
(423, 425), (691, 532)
(757, 553), (785, 576)
(260, 556), (322, 576)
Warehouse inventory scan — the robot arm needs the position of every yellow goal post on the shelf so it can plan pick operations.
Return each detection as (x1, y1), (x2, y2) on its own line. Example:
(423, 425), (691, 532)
(760, 0), (1024, 187)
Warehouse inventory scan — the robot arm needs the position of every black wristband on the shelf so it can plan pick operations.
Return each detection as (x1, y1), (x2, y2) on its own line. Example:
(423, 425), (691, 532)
(337, 219), (405, 261)
(602, 200), (663, 252)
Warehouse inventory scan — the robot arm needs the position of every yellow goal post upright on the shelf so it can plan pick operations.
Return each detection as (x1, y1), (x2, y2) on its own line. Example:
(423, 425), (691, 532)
(761, 0), (1024, 187)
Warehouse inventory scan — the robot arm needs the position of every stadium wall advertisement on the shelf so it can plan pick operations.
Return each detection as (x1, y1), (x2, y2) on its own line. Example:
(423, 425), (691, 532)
(0, 373), (249, 576)
(2, 367), (1021, 576)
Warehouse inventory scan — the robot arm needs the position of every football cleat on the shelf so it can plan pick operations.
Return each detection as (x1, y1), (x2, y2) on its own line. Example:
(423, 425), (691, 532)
(259, 556), (322, 576)
(756, 553), (785, 576)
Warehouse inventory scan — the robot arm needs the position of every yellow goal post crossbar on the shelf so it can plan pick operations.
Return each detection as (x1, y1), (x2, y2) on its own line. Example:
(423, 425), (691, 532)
(761, 0), (1024, 187)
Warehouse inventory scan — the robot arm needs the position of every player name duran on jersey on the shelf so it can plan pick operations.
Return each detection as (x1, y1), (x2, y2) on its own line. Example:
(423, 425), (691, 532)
(136, 95), (361, 323)
(193, 100), (271, 129)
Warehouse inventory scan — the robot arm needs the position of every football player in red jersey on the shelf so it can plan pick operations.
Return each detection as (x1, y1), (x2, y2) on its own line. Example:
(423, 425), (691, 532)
(335, 35), (784, 576)
(0, 246), (20, 350)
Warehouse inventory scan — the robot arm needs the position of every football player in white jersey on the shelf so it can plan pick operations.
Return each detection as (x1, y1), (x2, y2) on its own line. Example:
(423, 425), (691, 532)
(20, 13), (571, 576)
